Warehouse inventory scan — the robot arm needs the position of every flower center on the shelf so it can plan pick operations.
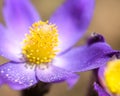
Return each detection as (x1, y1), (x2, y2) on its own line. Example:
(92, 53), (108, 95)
(104, 59), (120, 94)
(22, 21), (59, 65)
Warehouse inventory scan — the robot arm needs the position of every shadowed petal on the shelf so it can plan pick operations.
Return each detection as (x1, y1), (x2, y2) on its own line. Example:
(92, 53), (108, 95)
(3, 0), (40, 42)
(87, 33), (105, 45)
(36, 65), (78, 83)
(0, 62), (37, 90)
(53, 42), (117, 72)
(94, 82), (110, 96)
(50, 0), (95, 53)
(0, 24), (23, 62)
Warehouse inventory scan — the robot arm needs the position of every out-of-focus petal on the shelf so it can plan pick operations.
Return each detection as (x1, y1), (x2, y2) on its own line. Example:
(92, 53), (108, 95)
(0, 62), (37, 90)
(0, 78), (3, 86)
(98, 66), (105, 81)
(3, 0), (40, 42)
(36, 65), (78, 83)
(94, 82), (110, 96)
(50, 0), (95, 53)
(0, 24), (23, 62)
(53, 42), (118, 72)
(98, 66), (109, 89)
(66, 75), (80, 89)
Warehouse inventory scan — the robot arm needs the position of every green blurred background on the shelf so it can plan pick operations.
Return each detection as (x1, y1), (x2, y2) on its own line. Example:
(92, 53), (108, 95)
(0, 0), (120, 96)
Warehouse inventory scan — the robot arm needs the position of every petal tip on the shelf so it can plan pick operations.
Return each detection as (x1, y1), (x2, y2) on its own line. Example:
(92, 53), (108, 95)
(66, 74), (80, 89)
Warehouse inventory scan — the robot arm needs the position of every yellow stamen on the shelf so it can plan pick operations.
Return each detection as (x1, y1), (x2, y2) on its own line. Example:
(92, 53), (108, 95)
(104, 59), (120, 94)
(22, 21), (59, 65)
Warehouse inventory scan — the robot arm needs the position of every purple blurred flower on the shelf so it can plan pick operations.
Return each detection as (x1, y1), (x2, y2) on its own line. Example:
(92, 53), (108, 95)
(94, 59), (120, 96)
(0, 0), (117, 90)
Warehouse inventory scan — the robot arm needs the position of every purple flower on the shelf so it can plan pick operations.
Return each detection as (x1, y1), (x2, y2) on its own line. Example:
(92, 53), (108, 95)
(94, 59), (120, 96)
(0, 0), (117, 90)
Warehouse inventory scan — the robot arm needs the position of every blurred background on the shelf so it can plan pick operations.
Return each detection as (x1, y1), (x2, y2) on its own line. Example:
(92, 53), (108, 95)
(0, 0), (120, 96)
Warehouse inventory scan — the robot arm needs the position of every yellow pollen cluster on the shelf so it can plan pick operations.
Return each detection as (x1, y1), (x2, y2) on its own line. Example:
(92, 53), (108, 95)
(22, 21), (59, 65)
(104, 59), (120, 94)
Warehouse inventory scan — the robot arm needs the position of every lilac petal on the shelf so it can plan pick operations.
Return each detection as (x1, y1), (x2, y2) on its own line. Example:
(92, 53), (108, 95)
(3, 0), (40, 42)
(53, 42), (117, 72)
(66, 75), (80, 89)
(0, 24), (23, 62)
(98, 66), (105, 81)
(50, 0), (95, 53)
(94, 82), (110, 96)
(0, 62), (37, 90)
(36, 65), (78, 83)
(98, 66), (108, 88)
